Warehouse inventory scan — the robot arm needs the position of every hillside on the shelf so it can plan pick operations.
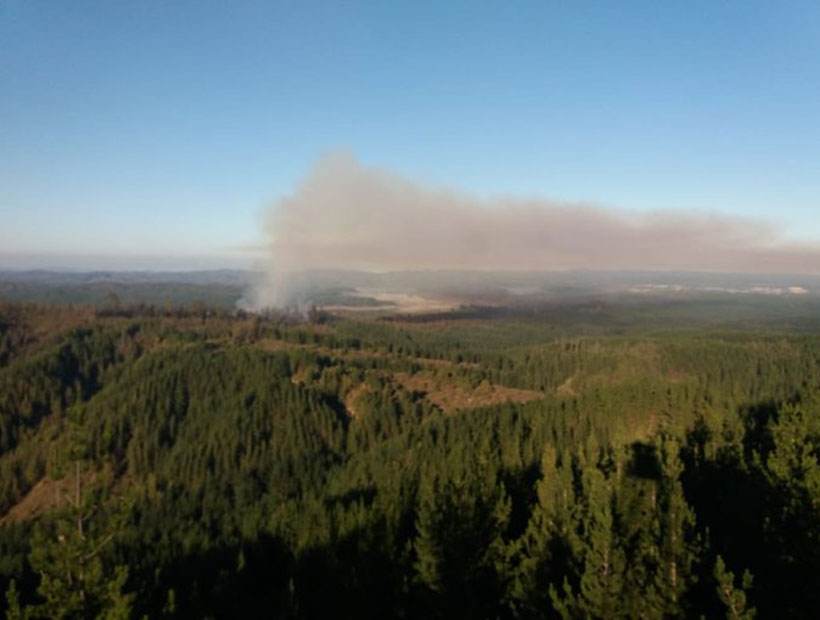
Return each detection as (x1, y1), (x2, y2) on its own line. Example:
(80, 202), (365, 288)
(0, 301), (819, 617)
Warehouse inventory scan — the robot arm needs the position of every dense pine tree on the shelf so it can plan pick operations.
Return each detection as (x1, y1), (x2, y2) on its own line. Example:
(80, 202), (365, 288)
(0, 303), (819, 617)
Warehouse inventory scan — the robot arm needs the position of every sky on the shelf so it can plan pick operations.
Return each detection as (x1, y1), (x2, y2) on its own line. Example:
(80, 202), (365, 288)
(1, 0), (819, 271)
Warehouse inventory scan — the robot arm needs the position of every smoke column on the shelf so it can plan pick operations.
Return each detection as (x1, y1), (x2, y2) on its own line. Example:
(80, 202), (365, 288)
(244, 153), (820, 308)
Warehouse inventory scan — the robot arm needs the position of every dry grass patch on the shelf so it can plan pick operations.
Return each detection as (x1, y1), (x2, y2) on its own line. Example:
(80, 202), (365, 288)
(343, 384), (374, 420)
(0, 471), (97, 525)
(395, 372), (542, 413)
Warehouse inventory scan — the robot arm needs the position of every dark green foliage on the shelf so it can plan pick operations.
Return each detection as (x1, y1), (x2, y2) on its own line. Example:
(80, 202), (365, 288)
(413, 463), (511, 619)
(1, 304), (819, 618)
(713, 556), (755, 619)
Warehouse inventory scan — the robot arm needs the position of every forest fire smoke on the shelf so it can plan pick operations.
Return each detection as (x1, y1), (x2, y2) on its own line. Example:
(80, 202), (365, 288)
(245, 153), (820, 308)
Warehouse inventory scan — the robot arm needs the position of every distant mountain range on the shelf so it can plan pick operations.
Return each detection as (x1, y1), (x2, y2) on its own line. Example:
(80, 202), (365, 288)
(1, 268), (819, 310)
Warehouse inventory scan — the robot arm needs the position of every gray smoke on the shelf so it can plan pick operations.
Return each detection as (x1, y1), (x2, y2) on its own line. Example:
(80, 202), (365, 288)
(244, 153), (820, 308)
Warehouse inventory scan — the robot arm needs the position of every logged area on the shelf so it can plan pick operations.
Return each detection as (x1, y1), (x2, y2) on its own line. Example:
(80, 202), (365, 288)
(1, 300), (819, 618)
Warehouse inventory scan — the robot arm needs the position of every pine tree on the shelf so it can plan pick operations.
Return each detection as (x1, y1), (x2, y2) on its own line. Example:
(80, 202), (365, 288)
(4, 580), (25, 620)
(511, 445), (578, 616)
(766, 404), (820, 502)
(654, 435), (697, 615)
(549, 443), (626, 619)
(713, 556), (755, 619)
(24, 467), (134, 619)
(762, 403), (820, 612)
(575, 464), (624, 618)
(413, 466), (511, 618)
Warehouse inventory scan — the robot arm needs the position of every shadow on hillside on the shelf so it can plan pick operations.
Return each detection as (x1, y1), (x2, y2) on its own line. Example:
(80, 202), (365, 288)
(680, 400), (820, 618)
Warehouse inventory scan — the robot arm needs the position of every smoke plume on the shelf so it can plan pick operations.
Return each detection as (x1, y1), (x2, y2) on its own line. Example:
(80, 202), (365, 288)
(245, 153), (820, 308)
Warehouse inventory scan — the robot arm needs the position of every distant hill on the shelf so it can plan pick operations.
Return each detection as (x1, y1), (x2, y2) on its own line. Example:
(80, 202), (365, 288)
(1, 268), (819, 312)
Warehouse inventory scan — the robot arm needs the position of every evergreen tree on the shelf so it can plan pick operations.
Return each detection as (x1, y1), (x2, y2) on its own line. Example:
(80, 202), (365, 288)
(511, 445), (577, 616)
(24, 470), (133, 619)
(413, 467), (511, 618)
(574, 464), (624, 618)
(654, 435), (697, 615)
(713, 556), (755, 620)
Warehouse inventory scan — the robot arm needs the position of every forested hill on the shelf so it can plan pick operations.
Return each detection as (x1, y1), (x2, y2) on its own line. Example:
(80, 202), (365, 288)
(1, 302), (819, 618)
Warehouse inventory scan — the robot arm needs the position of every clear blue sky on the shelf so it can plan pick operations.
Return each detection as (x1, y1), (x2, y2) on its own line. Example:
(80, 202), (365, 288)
(1, 0), (819, 269)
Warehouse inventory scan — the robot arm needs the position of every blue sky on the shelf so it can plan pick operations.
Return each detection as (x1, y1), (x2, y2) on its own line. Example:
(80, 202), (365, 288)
(1, 0), (819, 269)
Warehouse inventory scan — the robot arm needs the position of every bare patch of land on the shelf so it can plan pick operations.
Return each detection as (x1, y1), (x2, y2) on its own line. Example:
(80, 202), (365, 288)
(395, 371), (543, 413)
(323, 290), (459, 314)
(0, 471), (97, 525)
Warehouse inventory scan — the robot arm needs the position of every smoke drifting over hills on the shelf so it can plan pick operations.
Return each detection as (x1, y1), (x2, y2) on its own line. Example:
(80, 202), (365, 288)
(246, 153), (820, 308)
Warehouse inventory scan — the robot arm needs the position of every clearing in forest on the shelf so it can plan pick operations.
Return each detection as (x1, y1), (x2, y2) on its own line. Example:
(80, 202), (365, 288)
(394, 371), (543, 413)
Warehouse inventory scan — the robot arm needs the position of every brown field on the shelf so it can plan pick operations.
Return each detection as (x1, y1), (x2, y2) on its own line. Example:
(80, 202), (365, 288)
(395, 371), (543, 413)
(0, 471), (97, 525)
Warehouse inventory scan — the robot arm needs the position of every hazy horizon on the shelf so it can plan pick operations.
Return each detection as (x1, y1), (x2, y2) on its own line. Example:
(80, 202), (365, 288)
(3, 2), (820, 277)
